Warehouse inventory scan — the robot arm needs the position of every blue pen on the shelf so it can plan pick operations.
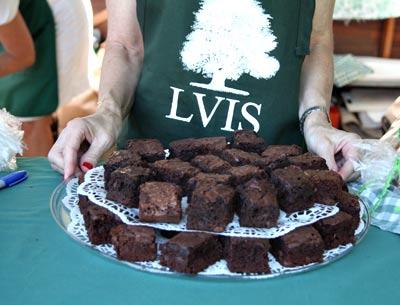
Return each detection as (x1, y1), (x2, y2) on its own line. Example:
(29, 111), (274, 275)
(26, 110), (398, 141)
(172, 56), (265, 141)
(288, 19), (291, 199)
(0, 170), (28, 190)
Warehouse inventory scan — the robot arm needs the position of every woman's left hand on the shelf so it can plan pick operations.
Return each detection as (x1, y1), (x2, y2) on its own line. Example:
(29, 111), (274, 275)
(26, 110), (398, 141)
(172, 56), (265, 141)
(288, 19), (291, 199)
(303, 113), (361, 181)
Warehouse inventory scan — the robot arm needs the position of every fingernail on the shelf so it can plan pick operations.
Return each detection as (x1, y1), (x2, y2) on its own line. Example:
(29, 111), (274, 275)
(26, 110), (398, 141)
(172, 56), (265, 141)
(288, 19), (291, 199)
(82, 162), (93, 170)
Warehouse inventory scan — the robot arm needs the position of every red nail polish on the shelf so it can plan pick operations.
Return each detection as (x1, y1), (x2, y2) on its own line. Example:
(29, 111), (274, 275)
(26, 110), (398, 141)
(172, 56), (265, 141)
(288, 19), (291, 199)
(82, 162), (93, 170)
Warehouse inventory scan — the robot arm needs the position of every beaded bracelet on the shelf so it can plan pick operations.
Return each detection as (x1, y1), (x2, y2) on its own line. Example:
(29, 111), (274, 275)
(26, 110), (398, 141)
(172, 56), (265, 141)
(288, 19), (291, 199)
(299, 106), (331, 135)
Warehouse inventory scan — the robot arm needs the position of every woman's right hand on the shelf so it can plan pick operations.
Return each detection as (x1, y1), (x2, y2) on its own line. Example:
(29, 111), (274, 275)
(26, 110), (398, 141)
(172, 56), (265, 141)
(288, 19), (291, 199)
(48, 110), (122, 179)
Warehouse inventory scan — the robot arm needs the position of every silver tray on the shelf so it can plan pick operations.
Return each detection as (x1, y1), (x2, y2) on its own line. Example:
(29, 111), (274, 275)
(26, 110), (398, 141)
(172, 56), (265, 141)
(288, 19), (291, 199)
(50, 179), (371, 280)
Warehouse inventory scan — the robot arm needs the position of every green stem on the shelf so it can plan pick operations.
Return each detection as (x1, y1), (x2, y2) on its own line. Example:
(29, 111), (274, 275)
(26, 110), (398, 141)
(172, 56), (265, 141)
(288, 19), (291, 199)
(371, 156), (400, 214)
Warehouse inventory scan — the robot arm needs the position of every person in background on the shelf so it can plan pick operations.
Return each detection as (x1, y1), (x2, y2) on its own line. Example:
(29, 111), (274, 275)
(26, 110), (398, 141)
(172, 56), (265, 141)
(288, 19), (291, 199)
(49, 0), (361, 181)
(0, 0), (58, 156)
(48, 0), (99, 133)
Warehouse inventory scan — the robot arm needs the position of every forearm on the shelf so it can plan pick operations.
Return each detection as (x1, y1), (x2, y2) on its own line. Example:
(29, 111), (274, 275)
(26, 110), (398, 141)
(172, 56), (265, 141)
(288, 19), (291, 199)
(97, 42), (143, 120)
(299, 42), (333, 117)
(298, 0), (335, 127)
(96, 0), (143, 123)
(0, 12), (35, 76)
(0, 52), (31, 76)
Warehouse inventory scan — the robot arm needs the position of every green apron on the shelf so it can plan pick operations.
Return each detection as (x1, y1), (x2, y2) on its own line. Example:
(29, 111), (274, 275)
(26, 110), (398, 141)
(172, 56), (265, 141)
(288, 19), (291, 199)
(0, 0), (58, 117)
(119, 0), (315, 147)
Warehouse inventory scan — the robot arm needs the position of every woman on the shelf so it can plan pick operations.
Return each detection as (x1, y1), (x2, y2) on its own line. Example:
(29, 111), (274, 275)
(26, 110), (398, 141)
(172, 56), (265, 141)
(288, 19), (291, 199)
(48, 0), (99, 133)
(0, 0), (58, 156)
(49, 0), (360, 180)
(47, 0), (96, 107)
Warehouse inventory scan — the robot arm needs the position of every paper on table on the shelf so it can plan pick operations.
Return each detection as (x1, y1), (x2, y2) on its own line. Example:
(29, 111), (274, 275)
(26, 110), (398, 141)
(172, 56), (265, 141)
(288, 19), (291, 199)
(342, 89), (400, 113)
(350, 57), (400, 88)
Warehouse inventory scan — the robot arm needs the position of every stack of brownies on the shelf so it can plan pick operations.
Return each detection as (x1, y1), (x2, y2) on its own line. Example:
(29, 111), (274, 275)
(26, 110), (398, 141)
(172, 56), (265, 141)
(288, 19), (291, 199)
(78, 130), (361, 274)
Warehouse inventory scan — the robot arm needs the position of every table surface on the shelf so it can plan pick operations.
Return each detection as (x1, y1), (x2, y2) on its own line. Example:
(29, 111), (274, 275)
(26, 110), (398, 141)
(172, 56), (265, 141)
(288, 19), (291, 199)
(0, 158), (399, 305)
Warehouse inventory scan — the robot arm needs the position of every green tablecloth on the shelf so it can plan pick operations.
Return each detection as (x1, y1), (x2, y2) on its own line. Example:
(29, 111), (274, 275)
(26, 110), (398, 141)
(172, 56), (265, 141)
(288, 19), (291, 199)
(0, 158), (399, 305)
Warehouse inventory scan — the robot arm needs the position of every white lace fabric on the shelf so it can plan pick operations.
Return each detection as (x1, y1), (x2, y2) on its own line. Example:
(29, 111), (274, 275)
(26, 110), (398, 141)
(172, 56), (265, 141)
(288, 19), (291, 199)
(63, 167), (366, 278)
(77, 166), (341, 238)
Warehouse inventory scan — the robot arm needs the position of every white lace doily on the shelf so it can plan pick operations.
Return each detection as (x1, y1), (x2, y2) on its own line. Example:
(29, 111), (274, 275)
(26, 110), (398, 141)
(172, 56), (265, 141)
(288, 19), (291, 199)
(77, 166), (340, 239)
(62, 177), (359, 278)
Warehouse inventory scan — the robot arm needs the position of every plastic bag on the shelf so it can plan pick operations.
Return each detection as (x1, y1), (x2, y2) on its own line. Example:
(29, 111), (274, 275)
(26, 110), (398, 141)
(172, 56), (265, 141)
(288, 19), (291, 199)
(0, 109), (24, 171)
(351, 139), (398, 186)
(349, 138), (400, 234)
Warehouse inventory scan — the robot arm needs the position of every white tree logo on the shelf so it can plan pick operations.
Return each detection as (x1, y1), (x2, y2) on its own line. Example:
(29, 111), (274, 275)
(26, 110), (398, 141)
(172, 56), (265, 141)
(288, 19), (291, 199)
(181, 0), (280, 96)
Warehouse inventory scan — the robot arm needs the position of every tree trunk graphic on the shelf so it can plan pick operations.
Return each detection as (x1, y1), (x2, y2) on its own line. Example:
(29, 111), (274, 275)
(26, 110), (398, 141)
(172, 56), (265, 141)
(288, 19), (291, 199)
(181, 0), (280, 96)
(190, 69), (250, 96)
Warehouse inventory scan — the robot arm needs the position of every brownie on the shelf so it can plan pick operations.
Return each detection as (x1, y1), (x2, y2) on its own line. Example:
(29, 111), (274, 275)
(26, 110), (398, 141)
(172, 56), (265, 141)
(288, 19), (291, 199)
(305, 170), (344, 205)
(187, 184), (235, 233)
(110, 225), (157, 262)
(337, 191), (360, 230)
(83, 204), (122, 245)
(151, 158), (200, 191)
(159, 230), (180, 239)
(160, 232), (223, 274)
(257, 145), (303, 171)
(287, 152), (328, 170)
(237, 178), (280, 228)
(78, 194), (90, 216)
(228, 165), (265, 186)
(139, 182), (182, 223)
(225, 237), (270, 274)
(191, 154), (231, 174)
(186, 172), (231, 201)
(314, 211), (356, 249)
(125, 138), (165, 162)
(270, 226), (324, 267)
(78, 173), (85, 184)
(219, 148), (262, 166)
(103, 150), (145, 189)
(78, 173), (91, 215)
(231, 129), (267, 153)
(106, 166), (153, 208)
(271, 166), (315, 213)
(169, 137), (228, 161)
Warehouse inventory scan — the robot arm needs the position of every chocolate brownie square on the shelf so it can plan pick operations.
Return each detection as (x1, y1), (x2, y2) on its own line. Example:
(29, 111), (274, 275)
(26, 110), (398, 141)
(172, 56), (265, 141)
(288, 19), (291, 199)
(110, 225), (157, 262)
(159, 230), (180, 239)
(237, 178), (280, 228)
(196, 136), (228, 153)
(257, 145), (303, 171)
(139, 182), (182, 224)
(191, 154), (231, 174)
(287, 152), (328, 170)
(225, 237), (270, 274)
(169, 138), (198, 161)
(314, 211), (356, 249)
(305, 170), (344, 205)
(103, 150), (145, 189)
(187, 184), (235, 232)
(78, 173), (91, 215)
(337, 191), (360, 230)
(160, 232), (223, 274)
(169, 137), (228, 161)
(271, 166), (315, 213)
(270, 226), (324, 267)
(83, 205), (122, 245)
(231, 129), (267, 153)
(219, 148), (262, 166)
(151, 159), (200, 190)
(78, 173), (85, 184)
(106, 166), (153, 208)
(78, 194), (90, 216)
(125, 138), (165, 162)
(228, 165), (265, 186)
(186, 172), (231, 201)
